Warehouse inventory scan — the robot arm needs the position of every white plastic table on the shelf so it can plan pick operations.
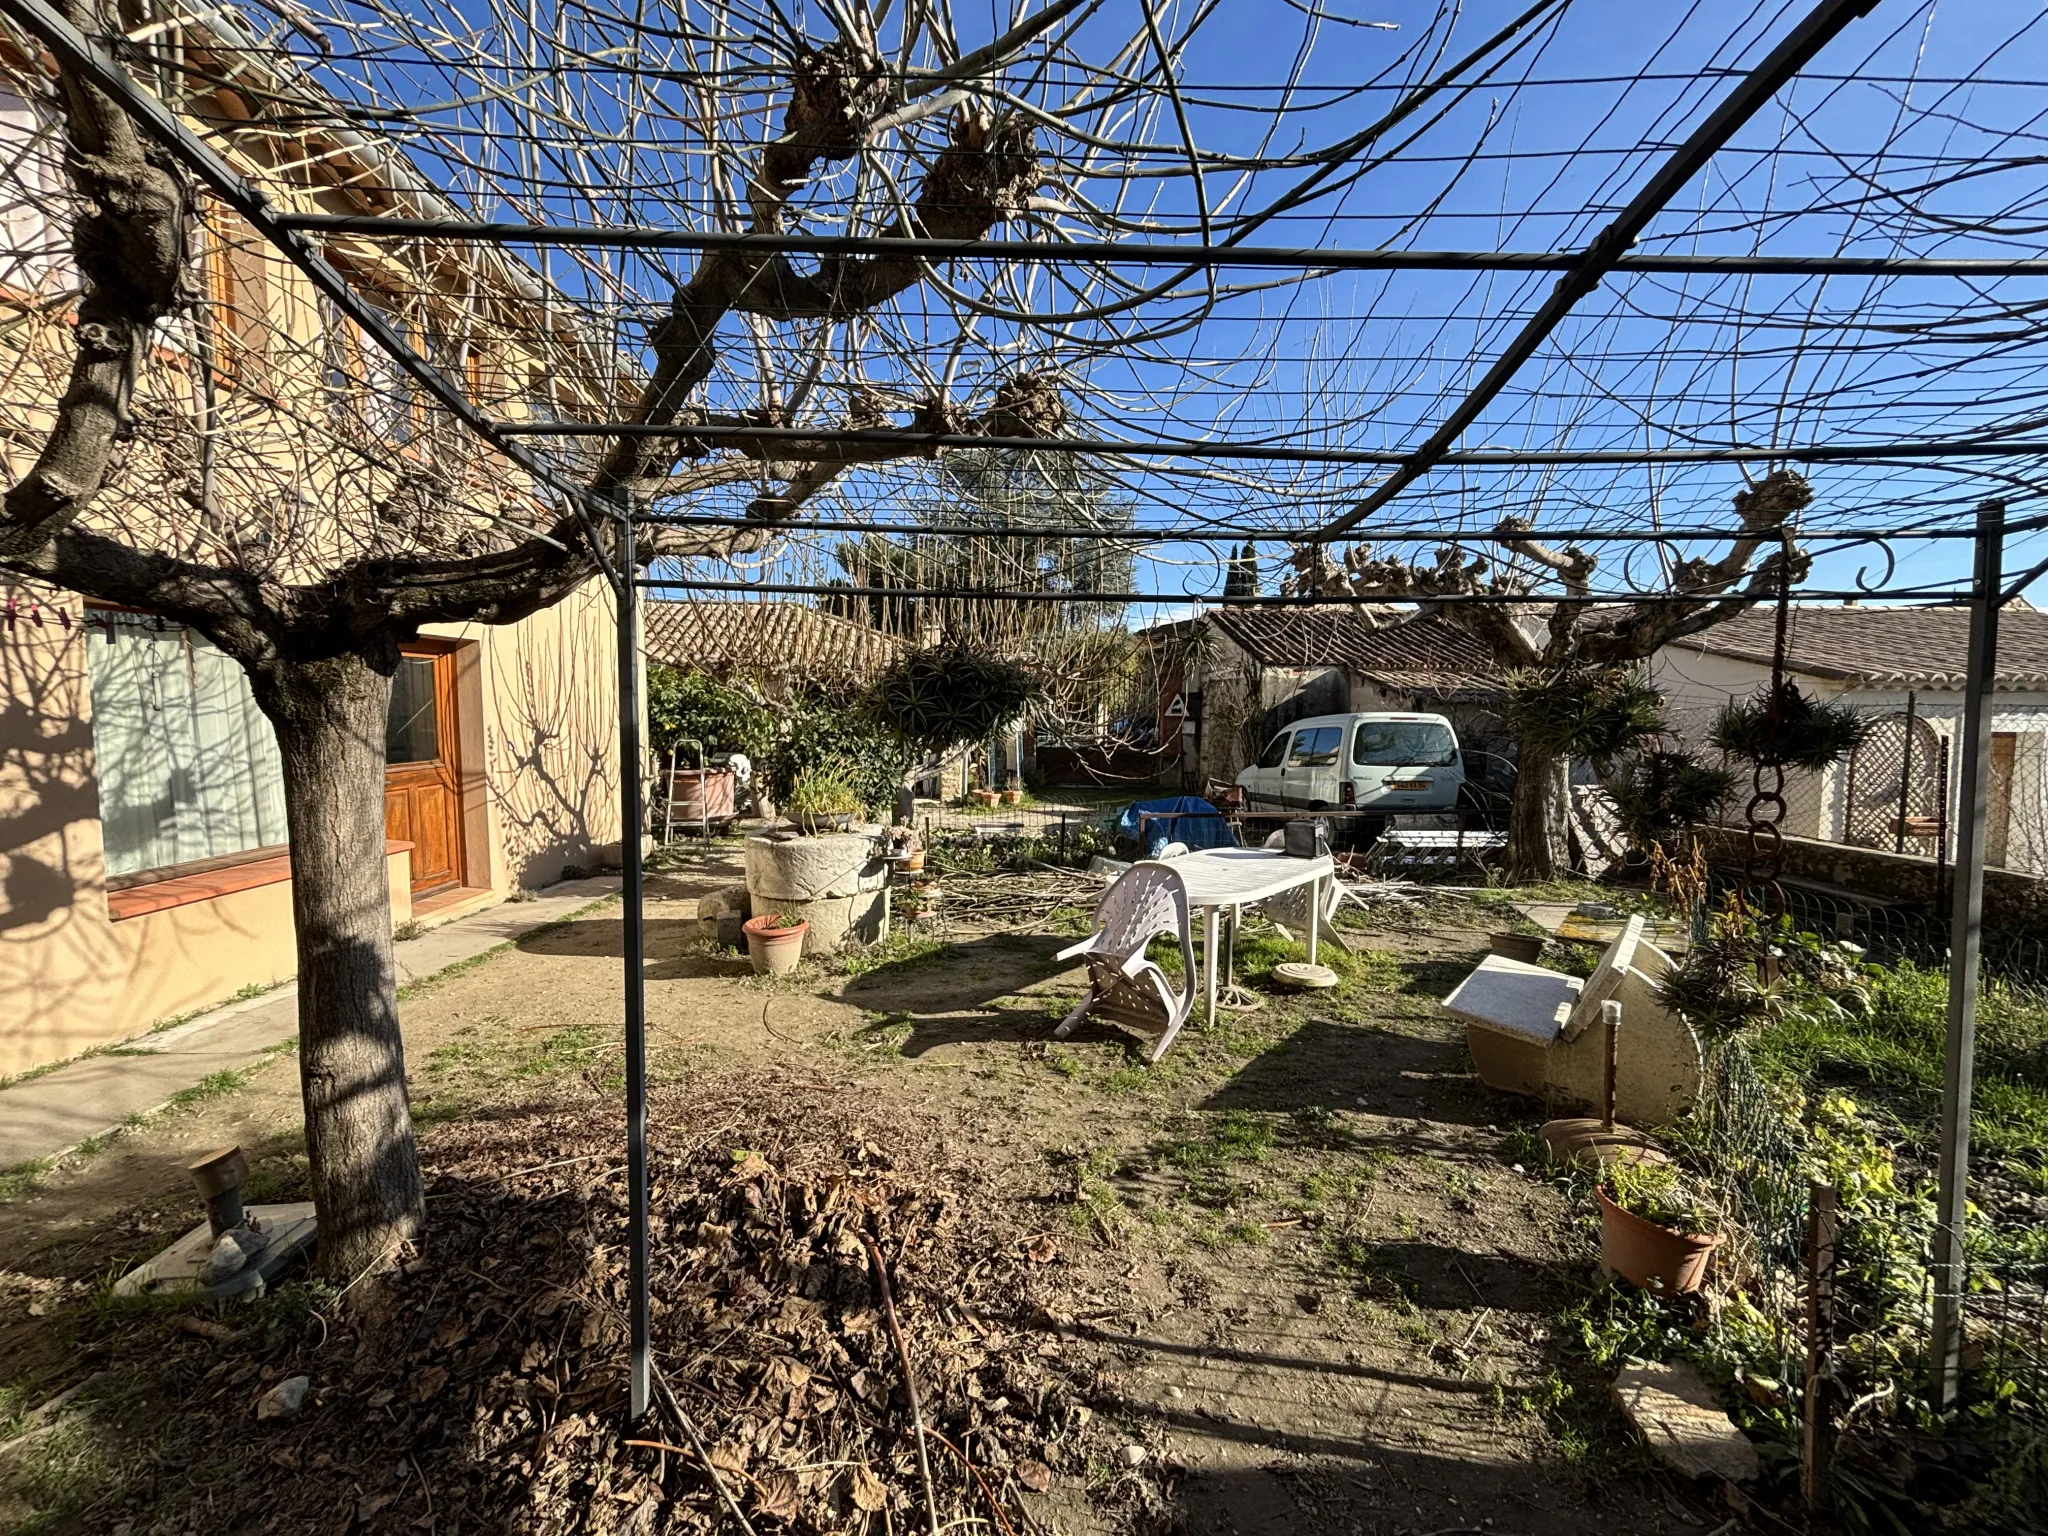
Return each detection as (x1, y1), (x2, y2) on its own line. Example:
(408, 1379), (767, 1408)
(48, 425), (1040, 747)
(1160, 847), (1336, 1025)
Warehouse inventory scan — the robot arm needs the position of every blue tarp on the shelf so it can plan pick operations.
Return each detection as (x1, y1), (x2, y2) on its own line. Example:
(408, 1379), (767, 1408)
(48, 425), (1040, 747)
(1117, 795), (1234, 858)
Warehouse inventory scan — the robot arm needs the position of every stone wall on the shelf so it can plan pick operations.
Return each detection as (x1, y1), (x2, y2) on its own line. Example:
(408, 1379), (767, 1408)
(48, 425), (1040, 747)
(1693, 825), (2048, 933)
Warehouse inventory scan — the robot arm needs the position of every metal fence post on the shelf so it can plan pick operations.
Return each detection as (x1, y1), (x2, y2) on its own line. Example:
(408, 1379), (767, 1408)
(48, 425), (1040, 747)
(1803, 1179), (1839, 1514)
(1930, 499), (2004, 1409)
(615, 494), (651, 1423)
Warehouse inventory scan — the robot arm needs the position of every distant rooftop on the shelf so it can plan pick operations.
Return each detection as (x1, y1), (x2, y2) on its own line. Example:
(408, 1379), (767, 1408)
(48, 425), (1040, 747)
(643, 600), (906, 686)
(1669, 603), (2048, 690)
(1205, 606), (1505, 695)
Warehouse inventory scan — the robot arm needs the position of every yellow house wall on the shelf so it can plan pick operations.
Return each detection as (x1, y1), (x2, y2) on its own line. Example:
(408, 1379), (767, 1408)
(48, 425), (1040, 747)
(0, 576), (619, 1079)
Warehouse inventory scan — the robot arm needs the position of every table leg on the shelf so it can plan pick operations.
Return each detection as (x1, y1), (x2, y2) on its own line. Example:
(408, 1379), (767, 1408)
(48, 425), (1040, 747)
(1307, 876), (1321, 964)
(1204, 906), (1218, 1026)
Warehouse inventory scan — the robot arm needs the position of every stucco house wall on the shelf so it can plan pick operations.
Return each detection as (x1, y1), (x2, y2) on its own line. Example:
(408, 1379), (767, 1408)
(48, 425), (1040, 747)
(0, 581), (619, 1078)
(1649, 643), (2048, 877)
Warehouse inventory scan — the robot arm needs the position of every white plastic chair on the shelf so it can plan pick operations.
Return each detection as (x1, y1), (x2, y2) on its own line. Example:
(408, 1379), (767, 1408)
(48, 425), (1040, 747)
(1155, 840), (1190, 860)
(1052, 860), (1198, 1062)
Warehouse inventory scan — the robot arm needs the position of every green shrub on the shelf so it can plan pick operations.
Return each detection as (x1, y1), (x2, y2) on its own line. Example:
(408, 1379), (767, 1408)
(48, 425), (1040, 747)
(761, 689), (914, 818)
(646, 666), (774, 759)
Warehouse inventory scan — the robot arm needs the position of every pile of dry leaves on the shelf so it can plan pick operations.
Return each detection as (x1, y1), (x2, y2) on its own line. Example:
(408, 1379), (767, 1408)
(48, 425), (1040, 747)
(119, 1077), (1123, 1535)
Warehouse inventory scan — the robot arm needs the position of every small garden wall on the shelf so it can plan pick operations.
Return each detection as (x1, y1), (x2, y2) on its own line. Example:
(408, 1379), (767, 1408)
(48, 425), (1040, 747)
(1693, 825), (2048, 932)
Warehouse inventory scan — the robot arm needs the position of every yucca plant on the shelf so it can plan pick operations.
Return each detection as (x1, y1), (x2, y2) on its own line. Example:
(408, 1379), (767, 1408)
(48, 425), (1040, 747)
(1606, 748), (1735, 850)
(1506, 665), (1668, 770)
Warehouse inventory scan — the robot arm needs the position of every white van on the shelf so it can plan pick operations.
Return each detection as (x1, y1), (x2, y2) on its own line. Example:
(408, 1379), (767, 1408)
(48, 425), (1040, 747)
(1236, 712), (1464, 812)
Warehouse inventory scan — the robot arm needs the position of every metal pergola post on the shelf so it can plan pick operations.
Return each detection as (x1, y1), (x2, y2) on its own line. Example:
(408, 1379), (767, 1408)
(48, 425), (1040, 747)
(614, 494), (652, 1422)
(1929, 498), (2004, 1410)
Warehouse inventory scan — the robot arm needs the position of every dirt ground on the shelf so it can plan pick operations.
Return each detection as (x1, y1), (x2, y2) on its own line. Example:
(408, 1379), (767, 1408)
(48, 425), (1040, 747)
(0, 852), (1729, 1535)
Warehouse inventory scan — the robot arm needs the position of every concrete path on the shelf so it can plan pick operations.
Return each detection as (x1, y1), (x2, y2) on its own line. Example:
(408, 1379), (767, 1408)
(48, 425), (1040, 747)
(0, 878), (618, 1170)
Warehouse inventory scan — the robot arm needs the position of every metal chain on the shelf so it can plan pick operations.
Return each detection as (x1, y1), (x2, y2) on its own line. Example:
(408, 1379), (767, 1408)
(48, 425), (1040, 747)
(1740, 531), (1794, 944)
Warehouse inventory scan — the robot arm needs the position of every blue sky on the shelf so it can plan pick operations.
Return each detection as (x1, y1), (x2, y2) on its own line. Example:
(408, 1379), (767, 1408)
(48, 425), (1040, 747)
(254, 0), (2048, 617)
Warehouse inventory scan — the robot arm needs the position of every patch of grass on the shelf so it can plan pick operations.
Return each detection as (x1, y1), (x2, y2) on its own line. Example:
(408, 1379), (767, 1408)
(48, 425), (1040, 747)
(392, 918), (427, 942)
(512, 1025), (602, 1079)
(1751, 958), (2048, 1166)
(834, 931), (956, 979)
(1043, 1047), (1084, 1080)
(0, 1157), (56, 1203)
(1048, 1146), (1126, 1242)
(1153, 1109), (1278, 1171)
(398, 942), (510, 1000)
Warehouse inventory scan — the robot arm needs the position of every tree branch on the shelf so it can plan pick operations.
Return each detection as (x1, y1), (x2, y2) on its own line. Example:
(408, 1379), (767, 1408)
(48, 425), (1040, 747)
(0, 0), (187, 563)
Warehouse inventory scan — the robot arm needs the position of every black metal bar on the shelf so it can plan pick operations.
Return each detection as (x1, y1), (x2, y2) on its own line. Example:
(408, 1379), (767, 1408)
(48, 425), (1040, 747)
(637, 509), (2006, 544)
(0, 0), (587, 538)
(504, 418), (2048, 468)
(1930, 498), (2004, 1409)
(615, 495), (652, 1423)
(633, 575), (1980, 606)
(267, 212), (2048, 279)
(1322, 0), (1883, 538)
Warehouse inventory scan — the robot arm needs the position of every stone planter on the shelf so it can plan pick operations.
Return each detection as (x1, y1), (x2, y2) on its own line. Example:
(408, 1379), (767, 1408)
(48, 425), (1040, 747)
(743, 915), (808, 975)
(1596, 1186), (1719, 1295)
(744, 832), (890, 955)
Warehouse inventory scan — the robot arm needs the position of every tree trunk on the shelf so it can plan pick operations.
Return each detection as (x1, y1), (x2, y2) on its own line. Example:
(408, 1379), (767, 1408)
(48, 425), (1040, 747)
(250, 648), (423, 1280)
(1505, 741), (1573, 884)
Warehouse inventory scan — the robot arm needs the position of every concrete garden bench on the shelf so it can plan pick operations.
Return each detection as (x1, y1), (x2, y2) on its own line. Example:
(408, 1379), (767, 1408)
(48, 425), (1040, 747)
(1441, 913), (1704, 1127)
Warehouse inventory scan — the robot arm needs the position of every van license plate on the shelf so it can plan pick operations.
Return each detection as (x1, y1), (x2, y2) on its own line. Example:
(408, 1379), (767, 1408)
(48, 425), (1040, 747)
(1389, 780), (1430, 791)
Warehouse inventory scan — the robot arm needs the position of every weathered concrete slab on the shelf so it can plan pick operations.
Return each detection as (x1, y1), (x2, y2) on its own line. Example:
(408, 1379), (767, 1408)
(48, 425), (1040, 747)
(1613, 1360), (1759, 1483)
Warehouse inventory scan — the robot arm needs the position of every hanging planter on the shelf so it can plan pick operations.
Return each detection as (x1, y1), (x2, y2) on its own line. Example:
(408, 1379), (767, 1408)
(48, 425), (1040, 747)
(1506, 666), (1667, 767)
(867, 639), (1042, 755)
(1710, 679), (1869, 771)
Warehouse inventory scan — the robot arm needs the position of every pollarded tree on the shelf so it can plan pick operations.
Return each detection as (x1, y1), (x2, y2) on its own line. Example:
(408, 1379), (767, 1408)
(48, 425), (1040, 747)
(0, 0), (1254, 1276)
(1289, 470), (1813, 882)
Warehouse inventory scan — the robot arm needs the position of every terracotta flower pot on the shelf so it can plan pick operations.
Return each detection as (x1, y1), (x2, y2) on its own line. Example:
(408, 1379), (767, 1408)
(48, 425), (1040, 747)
(742, 915), (809, 976)
(899, 849), (927, 873)
(972, 789), (999, 807)
(1001, 788), (1023, 806)
(1596, 1186), (1719, 1295)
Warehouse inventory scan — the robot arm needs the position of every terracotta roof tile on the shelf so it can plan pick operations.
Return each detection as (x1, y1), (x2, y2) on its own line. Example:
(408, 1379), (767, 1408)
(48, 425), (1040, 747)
(643, 600), (905, 684)
(1211, 607), (1505, 690)
(1670, 604), (2048, 690)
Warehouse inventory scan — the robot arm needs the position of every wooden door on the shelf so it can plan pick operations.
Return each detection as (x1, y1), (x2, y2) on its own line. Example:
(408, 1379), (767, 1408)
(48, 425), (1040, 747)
(384, 649), (464, 895)
(1987, 732), (2017, 869)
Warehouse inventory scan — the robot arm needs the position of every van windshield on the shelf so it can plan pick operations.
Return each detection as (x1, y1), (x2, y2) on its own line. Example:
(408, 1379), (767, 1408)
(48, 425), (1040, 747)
(1353, 721), (1457, 768)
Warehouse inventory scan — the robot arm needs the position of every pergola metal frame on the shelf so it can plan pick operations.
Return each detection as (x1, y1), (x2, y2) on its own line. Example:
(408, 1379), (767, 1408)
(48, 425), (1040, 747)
(5, 0), (2041, 1424)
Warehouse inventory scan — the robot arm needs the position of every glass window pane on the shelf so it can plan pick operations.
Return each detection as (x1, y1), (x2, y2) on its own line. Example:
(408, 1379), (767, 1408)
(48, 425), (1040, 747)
(1257, 731), (1291, 768)
(386, 658), (440, 764)
(1353, 722), (1457, 767)
(1288, 727), (1341, 765)
(86, 614), (288, 876)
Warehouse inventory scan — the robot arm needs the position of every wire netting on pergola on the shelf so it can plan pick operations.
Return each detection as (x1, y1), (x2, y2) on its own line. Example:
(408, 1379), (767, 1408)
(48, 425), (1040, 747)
(4, 0), (2047, 1438)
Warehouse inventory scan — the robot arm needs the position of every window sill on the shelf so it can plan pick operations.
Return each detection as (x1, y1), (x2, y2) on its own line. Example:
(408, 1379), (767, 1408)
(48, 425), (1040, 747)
(108, 840), (416, 922)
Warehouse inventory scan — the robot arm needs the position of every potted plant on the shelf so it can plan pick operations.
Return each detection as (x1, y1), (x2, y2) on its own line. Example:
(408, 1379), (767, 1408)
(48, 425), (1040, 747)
(787, 768), (862, 834)
(742, 911), (809, 975)
(1596, 1159), (1721, 1295)
(1000, 784), (1023, 806)
(971, 786), (1000, 808)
